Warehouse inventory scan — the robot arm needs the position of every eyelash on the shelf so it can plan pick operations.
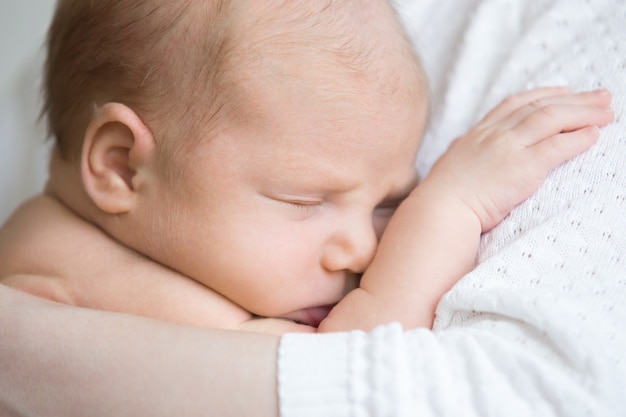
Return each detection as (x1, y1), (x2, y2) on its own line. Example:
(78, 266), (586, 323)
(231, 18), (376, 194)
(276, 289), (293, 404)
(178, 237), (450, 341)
(284, 200), (322, 211)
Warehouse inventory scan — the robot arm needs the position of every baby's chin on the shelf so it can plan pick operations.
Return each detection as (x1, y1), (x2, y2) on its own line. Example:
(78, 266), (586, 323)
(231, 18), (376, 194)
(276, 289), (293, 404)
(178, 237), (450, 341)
(280, 305), (335, 328)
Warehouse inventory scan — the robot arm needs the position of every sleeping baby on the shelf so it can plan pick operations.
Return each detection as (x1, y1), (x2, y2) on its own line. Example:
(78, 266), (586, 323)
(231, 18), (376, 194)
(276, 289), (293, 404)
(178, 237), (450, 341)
(0, 0), (613, 334)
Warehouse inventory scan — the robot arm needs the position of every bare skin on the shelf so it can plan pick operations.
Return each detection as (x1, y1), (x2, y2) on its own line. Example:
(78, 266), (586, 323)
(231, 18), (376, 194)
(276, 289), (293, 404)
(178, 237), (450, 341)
(0, 285), (281, 417)
(321, 87), (614, 330)
(0, 191), (312, 334)
(0, 88), (614, 335)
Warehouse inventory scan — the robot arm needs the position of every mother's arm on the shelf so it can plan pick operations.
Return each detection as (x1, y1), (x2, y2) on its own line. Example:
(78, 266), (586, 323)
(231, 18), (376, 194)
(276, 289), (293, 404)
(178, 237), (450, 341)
(0, 284), (279, 417)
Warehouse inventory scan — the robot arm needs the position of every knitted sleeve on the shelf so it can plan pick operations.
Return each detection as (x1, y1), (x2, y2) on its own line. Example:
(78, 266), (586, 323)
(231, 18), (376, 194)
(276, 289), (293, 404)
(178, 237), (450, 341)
(278, 0), (626, 415)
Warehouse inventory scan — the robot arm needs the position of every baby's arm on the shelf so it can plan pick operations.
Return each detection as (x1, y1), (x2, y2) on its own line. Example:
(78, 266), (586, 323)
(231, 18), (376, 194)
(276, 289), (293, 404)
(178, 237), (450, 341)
(318, 87), (614, 332)
(0, 197), (314, 336)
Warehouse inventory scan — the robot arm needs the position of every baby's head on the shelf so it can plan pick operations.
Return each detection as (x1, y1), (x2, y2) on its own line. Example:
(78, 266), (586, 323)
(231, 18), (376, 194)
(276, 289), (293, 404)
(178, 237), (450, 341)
(44, 0), (426, 160)
(45, 0), (429, 326)
(45, 0), (243, 166)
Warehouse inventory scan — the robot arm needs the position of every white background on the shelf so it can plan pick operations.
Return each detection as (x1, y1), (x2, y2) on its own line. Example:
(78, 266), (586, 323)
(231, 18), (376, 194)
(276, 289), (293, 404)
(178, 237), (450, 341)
(0, 1), (55, 223)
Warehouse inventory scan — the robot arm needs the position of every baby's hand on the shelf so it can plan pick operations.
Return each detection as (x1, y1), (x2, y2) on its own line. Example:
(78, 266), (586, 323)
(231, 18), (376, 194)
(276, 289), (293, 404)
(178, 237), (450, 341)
(420, 87), (613, 232)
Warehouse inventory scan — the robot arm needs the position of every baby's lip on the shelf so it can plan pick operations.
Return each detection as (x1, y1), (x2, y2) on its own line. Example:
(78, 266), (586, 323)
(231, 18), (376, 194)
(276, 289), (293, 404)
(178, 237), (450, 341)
(283, 305), (335, 328)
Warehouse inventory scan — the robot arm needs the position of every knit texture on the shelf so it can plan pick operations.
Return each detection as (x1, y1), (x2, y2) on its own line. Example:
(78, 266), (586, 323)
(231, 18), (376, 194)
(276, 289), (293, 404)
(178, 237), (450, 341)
(279, 0), (626, 415)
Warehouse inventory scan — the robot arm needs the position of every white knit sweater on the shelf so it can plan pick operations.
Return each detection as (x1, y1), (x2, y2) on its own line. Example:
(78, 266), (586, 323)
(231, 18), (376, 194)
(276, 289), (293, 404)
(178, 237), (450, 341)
(278, 0), (626, 415)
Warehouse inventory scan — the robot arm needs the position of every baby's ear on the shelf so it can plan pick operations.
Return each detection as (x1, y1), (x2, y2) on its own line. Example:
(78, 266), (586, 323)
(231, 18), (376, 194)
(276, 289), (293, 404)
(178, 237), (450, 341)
(81, 103), (156, 214)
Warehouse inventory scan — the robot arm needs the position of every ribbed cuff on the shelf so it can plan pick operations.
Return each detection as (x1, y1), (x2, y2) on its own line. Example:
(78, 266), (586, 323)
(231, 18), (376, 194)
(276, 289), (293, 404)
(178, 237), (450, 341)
(278, 323), (409, 417)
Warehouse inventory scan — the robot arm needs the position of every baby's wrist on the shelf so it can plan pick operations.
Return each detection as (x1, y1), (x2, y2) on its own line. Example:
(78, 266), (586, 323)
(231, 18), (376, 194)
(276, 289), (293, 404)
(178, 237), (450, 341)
(409, 180), (483, 230)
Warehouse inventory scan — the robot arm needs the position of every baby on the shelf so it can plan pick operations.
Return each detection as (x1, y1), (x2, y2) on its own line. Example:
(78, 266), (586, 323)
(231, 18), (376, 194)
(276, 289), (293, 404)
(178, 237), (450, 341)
(0, 0), (612, 334)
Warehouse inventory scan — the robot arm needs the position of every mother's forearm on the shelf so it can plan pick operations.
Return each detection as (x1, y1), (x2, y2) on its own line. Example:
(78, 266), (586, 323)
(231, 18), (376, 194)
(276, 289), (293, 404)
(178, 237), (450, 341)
(0, 284), (279, 417)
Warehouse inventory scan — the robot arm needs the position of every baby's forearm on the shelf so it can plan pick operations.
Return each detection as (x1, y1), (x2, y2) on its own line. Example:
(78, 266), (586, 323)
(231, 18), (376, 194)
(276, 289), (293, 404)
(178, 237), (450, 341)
(319, 88), (614, 333)
(318, 184), (480, 332)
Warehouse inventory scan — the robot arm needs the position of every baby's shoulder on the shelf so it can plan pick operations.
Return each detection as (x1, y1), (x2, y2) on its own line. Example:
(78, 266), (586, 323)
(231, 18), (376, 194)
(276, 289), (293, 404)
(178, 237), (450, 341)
(1, 194), (105, 265)
(0, 194), (138, 303)
(1, 194), (83, 268)
(0, 195), (256, 329)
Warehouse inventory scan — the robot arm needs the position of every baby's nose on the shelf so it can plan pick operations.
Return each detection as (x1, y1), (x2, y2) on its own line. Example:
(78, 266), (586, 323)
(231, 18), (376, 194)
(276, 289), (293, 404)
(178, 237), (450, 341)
(322, 221), (378, 274)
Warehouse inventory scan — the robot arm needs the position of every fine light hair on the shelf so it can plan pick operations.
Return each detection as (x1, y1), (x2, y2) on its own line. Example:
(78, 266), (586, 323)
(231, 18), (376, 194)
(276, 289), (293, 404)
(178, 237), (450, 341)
(43, 0), (238, 165)
(43, 0), (426, 169)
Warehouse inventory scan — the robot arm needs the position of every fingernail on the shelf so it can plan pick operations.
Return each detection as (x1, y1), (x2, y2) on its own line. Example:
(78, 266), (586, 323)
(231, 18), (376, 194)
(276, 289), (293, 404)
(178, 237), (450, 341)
(587, 126), (601, 140)
(594, 88), (610, 96)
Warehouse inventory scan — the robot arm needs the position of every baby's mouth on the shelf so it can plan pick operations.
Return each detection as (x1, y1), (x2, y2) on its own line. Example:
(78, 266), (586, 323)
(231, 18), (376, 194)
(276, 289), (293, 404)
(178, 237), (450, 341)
(283, 305), (335, 328)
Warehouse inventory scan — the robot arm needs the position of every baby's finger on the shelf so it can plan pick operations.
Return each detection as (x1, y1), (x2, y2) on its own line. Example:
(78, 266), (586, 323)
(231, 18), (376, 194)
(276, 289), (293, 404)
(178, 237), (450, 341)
(497, 89), (612, 130)
(512, 103), (613, 146)
(482, 89), (612, 131)
(481, 86), (570, 125)
(529, 126), (600, 168)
